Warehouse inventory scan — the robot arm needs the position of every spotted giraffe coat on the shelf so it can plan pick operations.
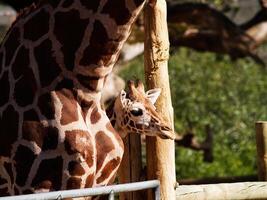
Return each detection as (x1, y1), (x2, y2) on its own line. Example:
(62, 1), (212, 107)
(0, 0), (145, 196)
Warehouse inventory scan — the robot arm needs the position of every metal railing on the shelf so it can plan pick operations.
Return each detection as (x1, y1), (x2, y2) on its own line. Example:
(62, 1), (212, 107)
(0, 180), (160, 200)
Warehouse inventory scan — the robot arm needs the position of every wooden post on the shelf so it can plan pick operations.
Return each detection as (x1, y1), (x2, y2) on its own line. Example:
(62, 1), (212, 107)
(118, 134), (143, 200)
(144, 0), (176, 200)
(255, 121), (267, 180)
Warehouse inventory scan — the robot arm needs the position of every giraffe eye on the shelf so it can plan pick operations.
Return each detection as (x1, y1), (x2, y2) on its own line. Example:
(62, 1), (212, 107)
(130, 108), (143, 116)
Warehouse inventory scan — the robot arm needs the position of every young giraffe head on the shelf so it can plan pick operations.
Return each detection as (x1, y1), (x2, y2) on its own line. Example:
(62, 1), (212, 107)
(113, 80), (176, 139)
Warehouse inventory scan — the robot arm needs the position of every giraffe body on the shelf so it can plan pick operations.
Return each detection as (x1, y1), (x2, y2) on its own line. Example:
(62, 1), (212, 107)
(0, 0), (145, 196)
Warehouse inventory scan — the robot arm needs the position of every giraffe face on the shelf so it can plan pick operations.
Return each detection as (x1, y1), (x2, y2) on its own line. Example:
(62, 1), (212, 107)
(114, 81), (176, 140)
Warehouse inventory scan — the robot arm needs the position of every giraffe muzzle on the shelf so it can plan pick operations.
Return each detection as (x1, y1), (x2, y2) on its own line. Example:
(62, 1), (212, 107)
(159, 130), (176, 140)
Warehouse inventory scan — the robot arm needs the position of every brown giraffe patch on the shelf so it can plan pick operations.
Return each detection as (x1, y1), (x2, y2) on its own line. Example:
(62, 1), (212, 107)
(0, 51), (3, 75)
(80, 20), (112, 66)
(34, 39), (61, 87)
(55, 78), (74, 90)
(110, 120), (116, 127)
(22, 189), (34, 194)
(14, 67), (37, 107)
(106, 123), (124, 149)
(35, 180), (52, 190)
(65, 130), (94, 166)
(95, 131), (115, 171)
(68, 161), (85, 176)
(0, 177), (7, 185)
(106, 101), (115, 119)
(134, 0), (145, 6)
(102, 0), (131, 25)
(0, 187), (9, 197)
(4, 27), (20, 66)
(76, 74), (100, 91)
(0, 106), (19, 156)
(32, 156), (63, 191)
(80, 0), (99, 12)
(90, 105), (101, 124)
(129, 120), (135, 127)
(37, 93), (55, 120)
(96, 157), (120, 184)
(23, 109), (40, 121)
(0, 72), (10, 107)
(40, 0), (60, 8)
(67, 177), (82, 189)
(40, 126), (59, 150)
(11, 46), (30, 79)
(22, 122), (59, 150)
(135, 124), (143, 130)
(14, 186), (19, 195)
(85, 173), (94, 188)
(56, 89), (78, 125)
(80, 99), (93, 120)
(62, 0), (74, 8)
(14, 145), (37, 186)
(54, 10), (88, 71)
(123, 118), (127, 125)
(24, 8), (50, 41)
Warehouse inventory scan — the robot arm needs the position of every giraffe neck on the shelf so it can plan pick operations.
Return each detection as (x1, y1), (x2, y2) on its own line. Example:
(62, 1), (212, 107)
(106, 100), (122, 136)
(1, 0), (145, 95)
(106, 98), (129, 138)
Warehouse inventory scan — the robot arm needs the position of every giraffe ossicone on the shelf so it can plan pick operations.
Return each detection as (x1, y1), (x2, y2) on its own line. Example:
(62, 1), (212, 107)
(0, 0), (174, 198)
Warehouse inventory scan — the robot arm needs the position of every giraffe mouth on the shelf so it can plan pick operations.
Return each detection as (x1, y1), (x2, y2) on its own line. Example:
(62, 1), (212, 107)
(136, 121), (149, 127)
(159, 130), (176, 140)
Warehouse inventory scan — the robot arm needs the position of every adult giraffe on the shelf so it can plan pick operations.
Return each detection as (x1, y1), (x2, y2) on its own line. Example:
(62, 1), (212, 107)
(0, 0), (175, 197)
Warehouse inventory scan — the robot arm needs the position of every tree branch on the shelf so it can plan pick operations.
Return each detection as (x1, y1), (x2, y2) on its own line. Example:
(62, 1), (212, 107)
(175, 125), (213, 162)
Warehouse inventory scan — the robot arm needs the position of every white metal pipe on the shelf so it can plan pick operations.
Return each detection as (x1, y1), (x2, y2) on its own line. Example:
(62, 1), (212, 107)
(108, 191), (115, 200)
(0, 180), (160, 200)
(155, 185), (160, 200)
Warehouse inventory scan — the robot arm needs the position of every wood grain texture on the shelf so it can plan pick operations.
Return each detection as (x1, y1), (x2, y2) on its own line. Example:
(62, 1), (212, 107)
(118, 134), (143, 200)
(255, 121), (267, 181)
(176, 182), (267, 200)
(144, 0), (176, 199)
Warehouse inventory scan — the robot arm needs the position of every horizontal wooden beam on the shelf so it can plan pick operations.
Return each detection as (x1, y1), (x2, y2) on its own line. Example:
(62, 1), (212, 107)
(176, 182), (267, 200)
(178, 175), (257, 185)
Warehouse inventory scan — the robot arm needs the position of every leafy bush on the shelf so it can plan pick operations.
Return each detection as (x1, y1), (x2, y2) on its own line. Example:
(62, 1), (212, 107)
(120, 48), (267, 179)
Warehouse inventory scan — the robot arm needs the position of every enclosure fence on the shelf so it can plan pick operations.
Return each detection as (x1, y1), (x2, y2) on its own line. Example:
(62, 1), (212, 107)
(0, 180), (160, 200)
(176, 181), (267, 200)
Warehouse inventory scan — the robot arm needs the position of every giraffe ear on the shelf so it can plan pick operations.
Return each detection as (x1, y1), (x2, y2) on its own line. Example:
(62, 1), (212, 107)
(146, 88), (161, 105)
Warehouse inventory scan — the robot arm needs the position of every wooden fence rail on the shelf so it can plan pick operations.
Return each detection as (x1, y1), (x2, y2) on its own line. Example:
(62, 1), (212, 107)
(176, 182), (267, 200)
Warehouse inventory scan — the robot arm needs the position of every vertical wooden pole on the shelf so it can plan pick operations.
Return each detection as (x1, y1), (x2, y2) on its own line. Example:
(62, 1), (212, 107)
(118, 134), (143, 200)
(255, 121), (267, 180)
(144, 0), (176, 200)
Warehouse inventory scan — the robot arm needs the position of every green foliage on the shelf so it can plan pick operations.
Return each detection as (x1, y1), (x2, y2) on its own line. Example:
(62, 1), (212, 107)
(169, 0), (235, 7)
(168, 0), (227, 7)
(120, 48), (267, 179)
(119, 57), (145, 81)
